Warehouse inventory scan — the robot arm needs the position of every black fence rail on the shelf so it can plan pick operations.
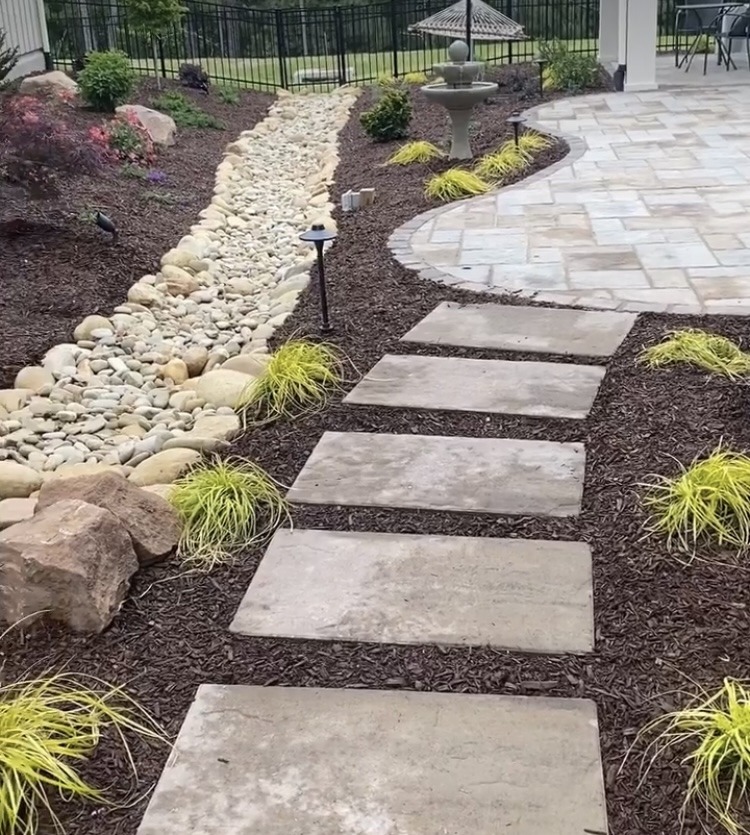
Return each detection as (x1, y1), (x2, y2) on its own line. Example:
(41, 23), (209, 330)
(44, 0), (675, 92)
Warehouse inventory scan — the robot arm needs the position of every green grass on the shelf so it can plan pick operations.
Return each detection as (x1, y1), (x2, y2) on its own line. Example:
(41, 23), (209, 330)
(170, 457), (289, 570)
(425, 168), (490, 202)
(642, 445), (750, 554)
(0, 673), (164, 835)
(640, 330), (750, 379)
(637, 678), (750, 834)
(386, 140), (445, 166)
(238, 340), (344, 425)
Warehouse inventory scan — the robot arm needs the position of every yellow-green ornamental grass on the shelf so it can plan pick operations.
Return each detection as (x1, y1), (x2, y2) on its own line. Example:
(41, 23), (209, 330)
(239, 339), (344, 425)
(170, 457), (288, 571)
(0, 673), (164, 835)
(474, 141), (531, 181)
(640, 329), (750, 379)
(643, 445), (750, 554)
(424, 169), (489, 202)
(638, 678), (750, 834)
(386, 140), (445, 166)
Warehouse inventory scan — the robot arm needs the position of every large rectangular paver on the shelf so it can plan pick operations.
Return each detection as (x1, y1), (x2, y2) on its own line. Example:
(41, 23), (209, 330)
(344, 354), (605, 419)
(137, 685), (608, 835)
(230, 529), (594, 652)
(401, 301), (636, 356)
(287, 432), (585, 516)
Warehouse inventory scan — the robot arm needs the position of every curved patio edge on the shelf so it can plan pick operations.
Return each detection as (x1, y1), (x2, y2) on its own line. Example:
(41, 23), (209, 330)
(388, 88), (749, 317)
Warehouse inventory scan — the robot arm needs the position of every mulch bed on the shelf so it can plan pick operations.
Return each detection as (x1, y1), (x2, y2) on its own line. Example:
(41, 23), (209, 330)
(0, 78), (273, 390)
(3, 64), (748, 835)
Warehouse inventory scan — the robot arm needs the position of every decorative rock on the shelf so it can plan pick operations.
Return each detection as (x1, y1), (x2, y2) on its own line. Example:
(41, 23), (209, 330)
(74, 315), (113, 342)
(0, 499), (138, 633)
(0, 461), (43, 499)
(0, 497), (37, 530)
(45, 462), (126, 482)
(14, 367), (55, 393)
(193, 369), (254, 408)
(163, 266), (199, 297)
(128, 448), (201, 486)
(192, 413), (241, 440)
(20, 71), (78, 95)
(159, 358), (189, 385)
(222, 354), (270, 377)
(116, 104), (177, 146)
(182, 346), (209, 376)
(142, 483), (173, 501)
(127, 283), (162, 306)
(36, 471), (180, 565)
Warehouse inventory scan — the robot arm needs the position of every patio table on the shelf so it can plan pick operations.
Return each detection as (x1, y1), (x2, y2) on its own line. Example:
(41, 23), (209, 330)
(674, 3), (747, 73)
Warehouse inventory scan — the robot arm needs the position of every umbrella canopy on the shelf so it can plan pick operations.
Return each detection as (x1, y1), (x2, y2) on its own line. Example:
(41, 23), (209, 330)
(408, 0), (526, 41)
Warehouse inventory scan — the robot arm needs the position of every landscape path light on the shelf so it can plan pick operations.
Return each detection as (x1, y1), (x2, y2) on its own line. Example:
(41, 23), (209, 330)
(534, 56), (547, 98)
(299, 223), (336, 334)
(506, 113), (525, 148)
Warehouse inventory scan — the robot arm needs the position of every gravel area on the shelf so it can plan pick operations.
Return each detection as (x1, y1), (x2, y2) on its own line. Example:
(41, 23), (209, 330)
(4, 65), (744, 835)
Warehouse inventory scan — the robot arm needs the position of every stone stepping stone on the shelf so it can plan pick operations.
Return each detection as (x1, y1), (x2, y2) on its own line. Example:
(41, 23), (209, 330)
(344, 354), (605, 419)
(287, 432), (584, 517)
(230, 528), (594, 653)
(402, 301), (637, 357)
(137, 684), (608, 835)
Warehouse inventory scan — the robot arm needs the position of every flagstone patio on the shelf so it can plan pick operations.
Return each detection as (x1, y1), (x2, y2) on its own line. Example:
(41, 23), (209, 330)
(390, 86), (750, 314)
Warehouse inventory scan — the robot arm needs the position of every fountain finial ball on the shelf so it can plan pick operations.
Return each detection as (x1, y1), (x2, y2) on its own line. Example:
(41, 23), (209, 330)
(448, 40), (470, 63)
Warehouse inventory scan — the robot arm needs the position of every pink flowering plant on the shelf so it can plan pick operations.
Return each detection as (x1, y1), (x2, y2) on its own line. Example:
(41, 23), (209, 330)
(0, 95), (104, 197)
(88, 111), (155, 165)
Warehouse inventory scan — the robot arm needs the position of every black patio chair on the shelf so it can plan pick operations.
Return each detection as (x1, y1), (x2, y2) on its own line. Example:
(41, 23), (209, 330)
(716, 4), (750, 70)
(674, 0), (723, 70)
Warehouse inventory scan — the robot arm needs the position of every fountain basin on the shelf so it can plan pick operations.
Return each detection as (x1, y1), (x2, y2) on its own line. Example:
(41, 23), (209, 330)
(422, 81), (498, 159)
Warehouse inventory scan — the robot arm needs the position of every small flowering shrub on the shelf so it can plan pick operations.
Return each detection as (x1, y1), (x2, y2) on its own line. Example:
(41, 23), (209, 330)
(88, 111), (155, 165)
(78, 50), (135, 111)
(0, 95), (104, 197)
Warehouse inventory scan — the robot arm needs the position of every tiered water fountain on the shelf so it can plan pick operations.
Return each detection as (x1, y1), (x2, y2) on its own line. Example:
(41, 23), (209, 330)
(422, 39), (498, 159)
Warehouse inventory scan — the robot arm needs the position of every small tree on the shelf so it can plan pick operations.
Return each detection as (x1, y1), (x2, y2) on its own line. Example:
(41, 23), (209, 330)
(124, 0), (186, 90)
(0, 28), (19, 88)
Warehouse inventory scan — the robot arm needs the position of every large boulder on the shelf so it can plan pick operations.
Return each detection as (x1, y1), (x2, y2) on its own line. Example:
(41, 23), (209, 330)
(20, 71), (78, 95)
(0, 461), (43, 499)
(192, 368), (254, 408)
(36, 471), (180, 565)
(116, 104), (177, 146)
(0, 499), (137, 633)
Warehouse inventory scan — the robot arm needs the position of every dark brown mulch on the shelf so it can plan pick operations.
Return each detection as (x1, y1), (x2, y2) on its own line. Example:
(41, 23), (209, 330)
(3, 64), (746, 835)
(0, 78), (273, 390)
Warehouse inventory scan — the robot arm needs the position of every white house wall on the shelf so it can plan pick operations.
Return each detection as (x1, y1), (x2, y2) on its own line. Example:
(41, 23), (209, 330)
(0, 0), (48, 79)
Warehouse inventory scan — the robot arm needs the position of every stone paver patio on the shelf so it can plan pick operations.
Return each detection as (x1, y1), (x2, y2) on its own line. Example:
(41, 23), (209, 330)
(390, 86), (750, 314)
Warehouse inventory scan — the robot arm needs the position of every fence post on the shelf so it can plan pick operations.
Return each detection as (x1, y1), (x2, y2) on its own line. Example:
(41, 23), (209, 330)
(506, 0), (514, 63)
(334, 8), (347, 85)
(390, 0), (399, 78)
(158, 36), (167, 78)
(275, 8), (289, 90)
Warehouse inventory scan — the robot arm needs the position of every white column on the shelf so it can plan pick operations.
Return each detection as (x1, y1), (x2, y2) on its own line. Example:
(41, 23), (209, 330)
(598, 0), (619, 66)
(622, 0), (658, 92)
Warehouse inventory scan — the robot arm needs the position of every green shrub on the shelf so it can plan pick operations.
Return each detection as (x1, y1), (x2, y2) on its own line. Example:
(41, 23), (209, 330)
(0, 28), (19, 89)
(360, 89), (412, 142)
(217, 86), (239, 105)
(539, 39), (599, 93)
(151, 91), (223, 129)
(78, 50), (135, 111)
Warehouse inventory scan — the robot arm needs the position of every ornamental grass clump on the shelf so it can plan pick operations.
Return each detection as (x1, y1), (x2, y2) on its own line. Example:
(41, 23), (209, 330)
(517, 130), (552, 154)
(386, 140), (444, 166)
(474, 140), (531, 182)
(0, 673), (164, 835)
(170, 457), (288, 570)
(637, 678), (750, 834)
(424, 168), (489, 202)
(640, 329), (750, 379)
(642, 445), (750, 553)
(239, 340), (344, 425)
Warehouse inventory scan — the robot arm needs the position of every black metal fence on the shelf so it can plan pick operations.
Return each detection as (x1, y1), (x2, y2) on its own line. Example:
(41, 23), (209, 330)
(44, 0), (675, 92)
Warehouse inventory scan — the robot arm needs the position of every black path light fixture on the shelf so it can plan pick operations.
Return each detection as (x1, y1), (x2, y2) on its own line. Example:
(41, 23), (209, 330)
(299, 223), (336, 334)
(534, 55), (547, 98)
(95, 210), (118, 244)
(507, 113), (525, 148)
(465, 0), (473, 59)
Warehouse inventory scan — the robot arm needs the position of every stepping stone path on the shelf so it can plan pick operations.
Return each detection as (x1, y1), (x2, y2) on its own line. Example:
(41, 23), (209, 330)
(345, 354), (606, 418)
(231, 529), (594, 652)
(141, 302), (636, 834)
(287, 432), (586, 516)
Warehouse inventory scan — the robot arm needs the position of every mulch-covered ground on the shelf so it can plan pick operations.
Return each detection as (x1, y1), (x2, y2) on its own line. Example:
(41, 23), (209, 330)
(0, 78), (273, 389)
(4, 64), (748, 835)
